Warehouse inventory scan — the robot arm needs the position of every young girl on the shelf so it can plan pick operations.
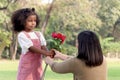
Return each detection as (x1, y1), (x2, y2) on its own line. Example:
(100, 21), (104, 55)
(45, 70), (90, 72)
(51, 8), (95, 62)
(11, 8), (54, 80)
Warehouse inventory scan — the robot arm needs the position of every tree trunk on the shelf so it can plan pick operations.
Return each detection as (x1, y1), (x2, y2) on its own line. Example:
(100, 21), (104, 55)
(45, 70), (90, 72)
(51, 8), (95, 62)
(10, 32), (18, 60)
(41, 0), (55, 34)
(116, 52), (118, 59)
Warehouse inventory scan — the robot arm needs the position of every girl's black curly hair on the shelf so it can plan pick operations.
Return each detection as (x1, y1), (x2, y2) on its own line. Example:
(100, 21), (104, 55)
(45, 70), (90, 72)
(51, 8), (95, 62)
(11, 8), (40, 32)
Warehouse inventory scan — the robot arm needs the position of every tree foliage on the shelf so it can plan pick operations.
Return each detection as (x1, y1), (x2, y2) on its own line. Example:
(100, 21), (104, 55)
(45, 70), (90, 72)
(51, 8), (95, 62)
(0, 29), (11, 58)
(101, 37), (120, 57)
(45, 0), (102, 46)
(98, 0), (120, 37)
(1, 0), (120, 59)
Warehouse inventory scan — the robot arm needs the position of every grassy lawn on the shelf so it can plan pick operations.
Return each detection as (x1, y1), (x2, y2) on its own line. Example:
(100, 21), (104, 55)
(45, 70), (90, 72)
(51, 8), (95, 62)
(0, 58), (120, 80)
(107, 58), (120, 80)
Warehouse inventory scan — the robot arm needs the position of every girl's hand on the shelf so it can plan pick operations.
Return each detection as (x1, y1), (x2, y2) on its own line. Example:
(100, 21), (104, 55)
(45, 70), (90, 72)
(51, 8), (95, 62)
(47, 50), (56, 58)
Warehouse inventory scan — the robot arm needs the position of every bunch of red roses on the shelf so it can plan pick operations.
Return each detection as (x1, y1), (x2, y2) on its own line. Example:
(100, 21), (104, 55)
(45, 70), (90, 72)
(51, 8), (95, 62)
(52, 32), (66, 44)
(47, 32), (66, 51)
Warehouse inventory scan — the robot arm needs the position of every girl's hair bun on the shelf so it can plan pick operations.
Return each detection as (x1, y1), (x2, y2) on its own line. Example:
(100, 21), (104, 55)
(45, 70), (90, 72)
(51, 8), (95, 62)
(31, 8), (35, 12)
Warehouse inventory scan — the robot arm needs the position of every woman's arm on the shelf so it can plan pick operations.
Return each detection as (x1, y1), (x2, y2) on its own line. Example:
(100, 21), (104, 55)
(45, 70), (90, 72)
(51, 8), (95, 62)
(44, 56), (75, 73)
(54, 50), (71, 60)
(44, 57), (54, 66)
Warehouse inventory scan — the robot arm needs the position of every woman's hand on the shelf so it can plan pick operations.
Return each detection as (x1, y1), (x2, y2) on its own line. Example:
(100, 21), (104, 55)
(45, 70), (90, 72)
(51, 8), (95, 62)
(47, 50), (56, 58)
(54, 50), (63, 59)
(52, 49), (69, 60)
(44, 57), (54, 66)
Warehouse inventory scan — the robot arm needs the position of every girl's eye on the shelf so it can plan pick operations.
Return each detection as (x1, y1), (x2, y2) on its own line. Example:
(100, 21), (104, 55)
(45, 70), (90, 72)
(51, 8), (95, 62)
(28, 20), (33, 22)
(33, 20), (36, 22)
(28, 20), (32, 22)
(27, 19), (36, 22)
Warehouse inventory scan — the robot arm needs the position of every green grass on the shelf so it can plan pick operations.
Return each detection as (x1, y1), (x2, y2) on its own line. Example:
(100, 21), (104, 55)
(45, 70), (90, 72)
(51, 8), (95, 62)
(0, 60), (72, 80)
(0, 60), (18, 80)
(107, 59), (120, 80)
(0, 59), (120, 80)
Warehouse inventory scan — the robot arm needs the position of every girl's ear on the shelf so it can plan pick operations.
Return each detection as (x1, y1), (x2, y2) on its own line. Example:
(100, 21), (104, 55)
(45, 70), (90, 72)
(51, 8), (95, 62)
(31, 8), (35, 12)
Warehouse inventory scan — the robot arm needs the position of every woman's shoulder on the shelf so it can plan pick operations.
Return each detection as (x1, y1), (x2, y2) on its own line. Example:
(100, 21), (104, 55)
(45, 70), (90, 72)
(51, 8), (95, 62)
(68, 57), (84, 64)
(72, 57), (86, 66)
(103, 56), (107, 65)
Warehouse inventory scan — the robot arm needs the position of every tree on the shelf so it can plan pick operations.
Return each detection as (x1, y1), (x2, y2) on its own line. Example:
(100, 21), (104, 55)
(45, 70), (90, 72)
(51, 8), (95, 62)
(45, 0), (101, 45)
(98, 0), (120, 37)
(101, 37), (120, 58)
(0, 30), (11, 58)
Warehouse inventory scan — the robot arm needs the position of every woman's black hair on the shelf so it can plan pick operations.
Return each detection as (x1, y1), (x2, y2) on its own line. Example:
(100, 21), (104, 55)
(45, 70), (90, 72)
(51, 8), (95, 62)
(77, 31), (103, 67)
(11, 8), (40, 32)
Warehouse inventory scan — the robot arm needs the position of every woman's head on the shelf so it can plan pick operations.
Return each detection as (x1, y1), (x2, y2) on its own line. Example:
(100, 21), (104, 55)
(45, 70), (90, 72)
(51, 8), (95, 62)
(11, 8), (40, 32)
(77, 30), (103, 67)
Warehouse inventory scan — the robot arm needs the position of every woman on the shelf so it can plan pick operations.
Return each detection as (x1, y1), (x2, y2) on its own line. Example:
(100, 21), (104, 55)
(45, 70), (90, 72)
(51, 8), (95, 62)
(45, 31), (107, 80)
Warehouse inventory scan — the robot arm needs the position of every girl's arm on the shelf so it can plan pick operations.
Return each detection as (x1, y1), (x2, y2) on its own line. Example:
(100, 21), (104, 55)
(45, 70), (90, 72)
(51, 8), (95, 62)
(41, 45), (49, 51)
(29, 46), (54, 58)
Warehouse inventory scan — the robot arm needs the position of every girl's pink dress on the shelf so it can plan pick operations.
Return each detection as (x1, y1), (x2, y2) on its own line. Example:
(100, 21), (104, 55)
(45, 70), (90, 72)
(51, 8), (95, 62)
(17, 32), (43, 80)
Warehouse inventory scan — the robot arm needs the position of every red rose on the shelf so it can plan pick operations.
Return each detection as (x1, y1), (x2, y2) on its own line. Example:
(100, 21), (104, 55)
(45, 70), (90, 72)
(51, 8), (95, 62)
(52, 32), (66, 44)
(52, 32), (57, 38)
(48, 32), (66, 51)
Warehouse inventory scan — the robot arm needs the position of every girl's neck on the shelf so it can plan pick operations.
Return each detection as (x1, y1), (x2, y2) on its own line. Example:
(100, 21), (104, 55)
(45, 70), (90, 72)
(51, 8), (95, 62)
(24, 29), (34, 32)
(23, 30), (34, 32)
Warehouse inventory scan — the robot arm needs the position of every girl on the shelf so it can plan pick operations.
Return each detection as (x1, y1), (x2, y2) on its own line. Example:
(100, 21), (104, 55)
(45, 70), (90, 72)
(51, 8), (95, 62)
(11, 8), (54, 80)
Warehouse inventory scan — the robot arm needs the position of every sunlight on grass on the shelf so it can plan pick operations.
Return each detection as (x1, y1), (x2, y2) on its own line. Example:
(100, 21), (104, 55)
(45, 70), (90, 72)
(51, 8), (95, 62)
(0, 58), (120, 80)
(0, 60), (72, 80)
(107, 58), (120, 80)
(0, 60), (18, 80)
(44, 65), (72, 80)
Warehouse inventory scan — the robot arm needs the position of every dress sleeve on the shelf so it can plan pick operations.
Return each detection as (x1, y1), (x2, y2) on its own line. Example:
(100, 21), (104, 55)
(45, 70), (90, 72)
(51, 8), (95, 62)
(50, 57), (75, 73)
(18, 33), (33, 54)
(39, 32), (46, 46)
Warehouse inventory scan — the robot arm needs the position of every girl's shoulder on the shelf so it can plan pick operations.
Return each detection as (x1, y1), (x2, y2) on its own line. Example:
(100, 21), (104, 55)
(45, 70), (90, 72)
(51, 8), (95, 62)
(35, 31), (42, 34)
(18, 31), (37, 36)
(18, 31), (28, 38)
(34, 31), (44, 36)
(18, 31), (25, 37)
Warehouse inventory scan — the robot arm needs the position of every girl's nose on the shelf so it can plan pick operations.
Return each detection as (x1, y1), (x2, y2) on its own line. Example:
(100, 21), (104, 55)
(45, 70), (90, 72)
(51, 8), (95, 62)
(32, 21), (36, 25)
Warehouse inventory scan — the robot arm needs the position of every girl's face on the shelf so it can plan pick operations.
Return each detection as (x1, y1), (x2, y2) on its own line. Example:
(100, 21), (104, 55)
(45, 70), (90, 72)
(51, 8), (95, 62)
(25, 15), (37, 32)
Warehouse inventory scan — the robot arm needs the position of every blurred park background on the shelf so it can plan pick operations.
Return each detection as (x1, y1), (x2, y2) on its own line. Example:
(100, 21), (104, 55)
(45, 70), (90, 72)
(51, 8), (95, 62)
(0, 0), (120, 80)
